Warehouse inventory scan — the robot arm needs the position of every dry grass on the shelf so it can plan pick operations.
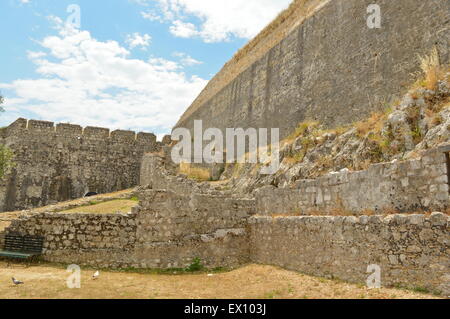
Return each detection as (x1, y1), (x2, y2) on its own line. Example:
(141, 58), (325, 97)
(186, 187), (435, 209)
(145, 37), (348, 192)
(0, 262), (439, 299)
(355, 111), (389, 138)
(179, 163), (211, 181)
(0, 200), (137, 231)
(60, 200), (137, 214)
(279, 60), (450, 169)
(177, 0), (329, 125)
(418, 47), (443, 91)
(285, 121), (320, 144)
(0, 189), (137, 231)
(2, 189), (137, 215)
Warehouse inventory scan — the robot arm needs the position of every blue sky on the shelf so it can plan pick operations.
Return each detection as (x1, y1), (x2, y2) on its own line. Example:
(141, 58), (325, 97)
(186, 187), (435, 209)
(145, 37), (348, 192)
(0, 0), (290, 137)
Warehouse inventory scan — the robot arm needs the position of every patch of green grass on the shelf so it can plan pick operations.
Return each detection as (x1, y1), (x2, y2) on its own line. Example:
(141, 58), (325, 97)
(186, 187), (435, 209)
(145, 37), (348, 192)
(285, 121), (320, 142)
(411, 125), (423, 144)
(287, 284), (295, 294)
(0, 144), (15, 179)
(393, 283), (442, 296)
(264, 290), (282, 299)
(411, 286), (431, 294)
(130, 196), (139, 202)
(185, 257), (204, 272)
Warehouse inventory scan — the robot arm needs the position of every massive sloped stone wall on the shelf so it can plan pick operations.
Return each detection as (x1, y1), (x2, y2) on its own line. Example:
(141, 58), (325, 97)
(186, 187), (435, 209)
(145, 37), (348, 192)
(0, 118), (158, 212)
(175, 0), (450, 139)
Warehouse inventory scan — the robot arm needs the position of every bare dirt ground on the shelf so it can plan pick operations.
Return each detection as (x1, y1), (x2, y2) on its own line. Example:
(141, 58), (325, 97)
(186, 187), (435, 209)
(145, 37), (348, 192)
(0, 262), (440, 299)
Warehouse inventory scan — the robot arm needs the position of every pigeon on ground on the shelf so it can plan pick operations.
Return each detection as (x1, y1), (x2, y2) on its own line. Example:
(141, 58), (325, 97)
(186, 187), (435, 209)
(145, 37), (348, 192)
(92, 271), (100, 280)
(12, 277), (24, 286)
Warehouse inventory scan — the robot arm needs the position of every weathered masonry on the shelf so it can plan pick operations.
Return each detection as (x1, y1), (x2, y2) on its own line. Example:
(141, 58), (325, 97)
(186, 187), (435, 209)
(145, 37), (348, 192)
(176, 0), (450, 139)
(4, 144), (448, 295)
(256, 145), (450, 215)
(3, 189), (254, 269)
(4, 204), (449, 295)
(249, 213), (449, 296)
(0, 118), (159, 212)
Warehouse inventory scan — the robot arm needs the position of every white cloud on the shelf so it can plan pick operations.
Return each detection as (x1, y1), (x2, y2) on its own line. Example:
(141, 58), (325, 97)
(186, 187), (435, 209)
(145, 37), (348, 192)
(125, 32), (152, 50)
(0, 23), (207, 134)
(27, 51), (46, 59)
(148, 57), (180, 71)
(173, 52), (202, 66)
(141, 10), (164, 23)
(141, 0), (292, 43)
(47, 15), (64, 28)
(169, 20), (199, 38)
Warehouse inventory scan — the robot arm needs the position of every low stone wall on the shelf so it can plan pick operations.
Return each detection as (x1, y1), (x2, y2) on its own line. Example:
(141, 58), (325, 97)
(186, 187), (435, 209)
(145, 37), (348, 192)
(133, 189), (255, 268)
(140, 153), (203, 196)
(3, 189), (255, 269)
(140, 152), (233, 197)
(256, 145), (450, 215)
(249, 213), (450, 295)
(5, 212), (137, 268)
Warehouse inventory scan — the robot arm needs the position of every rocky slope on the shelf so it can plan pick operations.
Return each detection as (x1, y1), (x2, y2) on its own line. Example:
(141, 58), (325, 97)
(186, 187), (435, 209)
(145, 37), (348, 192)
(219, 68), (450, 195)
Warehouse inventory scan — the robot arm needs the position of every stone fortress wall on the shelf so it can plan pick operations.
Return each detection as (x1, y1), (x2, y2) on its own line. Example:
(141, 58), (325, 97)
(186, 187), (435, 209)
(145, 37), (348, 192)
(256, 145), (450, 215)
(4, 188), (254, 269)
(0, 118), (160, 212)
(4, 212), (137, 268)
(3, 145), (449, 295)
(1, 0), (449, 296)
(249, 213), (449, 295)
(175, 0), (450, 139)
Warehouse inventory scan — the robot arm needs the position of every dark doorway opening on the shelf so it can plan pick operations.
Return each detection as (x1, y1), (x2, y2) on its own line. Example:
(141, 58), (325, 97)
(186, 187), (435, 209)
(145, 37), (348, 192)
(84, 192), (98, 197)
